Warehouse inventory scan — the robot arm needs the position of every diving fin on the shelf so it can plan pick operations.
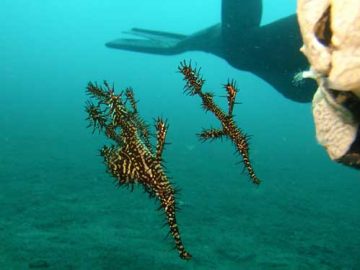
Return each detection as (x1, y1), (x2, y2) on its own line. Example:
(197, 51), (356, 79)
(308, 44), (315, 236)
(105, 28), (187, 55)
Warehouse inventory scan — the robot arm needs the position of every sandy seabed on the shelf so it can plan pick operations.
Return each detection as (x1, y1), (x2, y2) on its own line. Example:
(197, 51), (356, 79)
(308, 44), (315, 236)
(0, 132), (359, 270)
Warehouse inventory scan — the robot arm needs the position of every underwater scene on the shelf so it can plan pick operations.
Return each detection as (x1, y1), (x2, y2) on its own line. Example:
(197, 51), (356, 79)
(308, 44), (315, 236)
(0, 0), (359, 269)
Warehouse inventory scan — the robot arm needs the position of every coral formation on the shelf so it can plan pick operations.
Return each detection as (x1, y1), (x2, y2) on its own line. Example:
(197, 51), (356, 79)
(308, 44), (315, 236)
(178, 61), (261, 185)
(297, 0), (360, 168)
(85, 81), (191, 260)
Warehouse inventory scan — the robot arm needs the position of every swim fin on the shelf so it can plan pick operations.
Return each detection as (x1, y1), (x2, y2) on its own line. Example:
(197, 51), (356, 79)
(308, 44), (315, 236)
(105, 28), (187, 55)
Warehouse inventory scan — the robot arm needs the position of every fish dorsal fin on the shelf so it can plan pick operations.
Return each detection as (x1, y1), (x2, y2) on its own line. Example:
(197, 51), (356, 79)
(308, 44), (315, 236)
(221, 0), (263, 38)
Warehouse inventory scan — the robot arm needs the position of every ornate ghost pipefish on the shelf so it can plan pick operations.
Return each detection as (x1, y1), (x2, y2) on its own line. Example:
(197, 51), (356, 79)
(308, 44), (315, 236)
(85, 81), (192, 260)
(178, 60), (261, 185)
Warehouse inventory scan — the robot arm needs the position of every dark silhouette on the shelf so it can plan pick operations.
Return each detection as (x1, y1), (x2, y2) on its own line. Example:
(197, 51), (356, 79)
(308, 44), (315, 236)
(106, 0), (316, 102)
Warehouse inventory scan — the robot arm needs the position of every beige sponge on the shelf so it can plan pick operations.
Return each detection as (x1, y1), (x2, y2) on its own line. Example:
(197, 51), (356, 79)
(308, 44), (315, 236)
(297, 0), (360, 168)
